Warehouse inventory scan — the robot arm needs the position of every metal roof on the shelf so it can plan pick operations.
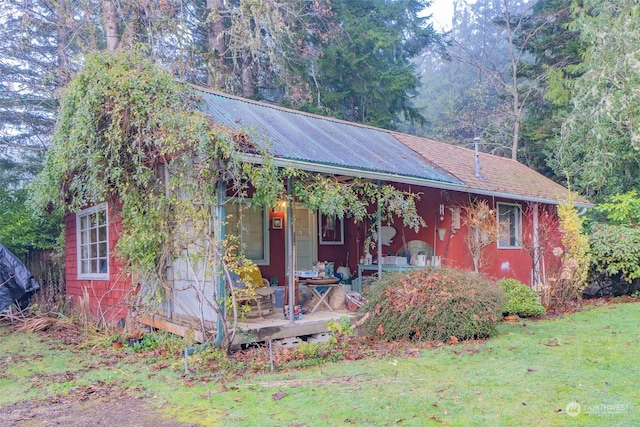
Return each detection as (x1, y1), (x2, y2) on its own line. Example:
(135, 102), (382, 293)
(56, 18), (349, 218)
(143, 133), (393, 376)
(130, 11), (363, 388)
(196, 89), (463, 186)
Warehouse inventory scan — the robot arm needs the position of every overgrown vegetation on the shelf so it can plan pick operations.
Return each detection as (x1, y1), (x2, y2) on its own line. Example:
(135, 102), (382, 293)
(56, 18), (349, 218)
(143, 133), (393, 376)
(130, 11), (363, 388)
(362, 268), (505, 342)
(500, 278), (545, 317)
(30, 49), (426, 347)
(5, 300), (639, 426)
(589, 225), (640, 284)
(583, 191), (640, 297)
(460, 198), (499, 273)
(539, 201), (590, 312)
(0, 186), (62, 258)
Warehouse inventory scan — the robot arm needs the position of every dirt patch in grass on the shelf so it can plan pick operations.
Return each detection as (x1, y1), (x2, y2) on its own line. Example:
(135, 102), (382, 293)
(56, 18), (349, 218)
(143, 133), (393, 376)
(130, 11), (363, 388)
(0, 319), (195, 427)
(0, 361), (194, 427)
(0, 397), (196, 427)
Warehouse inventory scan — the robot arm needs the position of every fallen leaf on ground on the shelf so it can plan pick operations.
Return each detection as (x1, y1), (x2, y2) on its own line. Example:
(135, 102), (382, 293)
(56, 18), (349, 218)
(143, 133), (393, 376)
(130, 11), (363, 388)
(405, 348), (420, 358)
(272, 391), (286, 401)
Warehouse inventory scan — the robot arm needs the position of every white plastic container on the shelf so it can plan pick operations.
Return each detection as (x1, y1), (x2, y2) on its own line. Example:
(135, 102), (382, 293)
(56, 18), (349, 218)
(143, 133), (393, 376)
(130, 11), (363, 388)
(364, 253), (372, 265)
(417, 254), (426, 266)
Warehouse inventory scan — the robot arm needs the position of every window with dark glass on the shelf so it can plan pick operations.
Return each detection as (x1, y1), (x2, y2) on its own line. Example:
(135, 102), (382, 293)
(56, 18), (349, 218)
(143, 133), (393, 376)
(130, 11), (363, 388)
(497, 203), (522, 248)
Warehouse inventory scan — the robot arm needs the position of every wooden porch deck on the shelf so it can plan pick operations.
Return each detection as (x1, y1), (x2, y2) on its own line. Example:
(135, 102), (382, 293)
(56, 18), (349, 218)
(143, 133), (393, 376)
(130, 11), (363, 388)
(141, 308), (356, 348)
(232, 309), (355, 346)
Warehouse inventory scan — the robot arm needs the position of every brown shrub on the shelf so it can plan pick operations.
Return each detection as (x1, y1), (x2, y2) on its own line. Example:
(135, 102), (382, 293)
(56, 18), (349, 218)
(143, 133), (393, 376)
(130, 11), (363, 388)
(362, 267), (505, 342)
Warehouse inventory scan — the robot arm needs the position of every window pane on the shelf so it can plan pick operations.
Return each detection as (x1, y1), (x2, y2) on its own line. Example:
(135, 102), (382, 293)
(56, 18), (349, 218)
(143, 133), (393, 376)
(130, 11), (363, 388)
(97, 209), (106, 225)
(226, 201), (266, 263)
(99, 242), (107, 258)
(77, 204), (109, 277)
(243, 209), (264, 259)
(98, 225), (107, 242)
(498, 204), (521, 248)
(226, 205), (239, 235)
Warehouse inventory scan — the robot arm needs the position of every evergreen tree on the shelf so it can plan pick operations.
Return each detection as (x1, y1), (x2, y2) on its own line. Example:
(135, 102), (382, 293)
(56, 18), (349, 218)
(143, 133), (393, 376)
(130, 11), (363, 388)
(514, 0), (584, 178)
(304, 0), (438, 129)
(549, 0), (640, 201)
(0, 0), (91, 163)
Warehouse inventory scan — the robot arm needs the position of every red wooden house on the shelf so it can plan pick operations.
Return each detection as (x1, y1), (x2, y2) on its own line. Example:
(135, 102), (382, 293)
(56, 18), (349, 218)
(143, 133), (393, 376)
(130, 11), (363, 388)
(63, 88), (590, 338)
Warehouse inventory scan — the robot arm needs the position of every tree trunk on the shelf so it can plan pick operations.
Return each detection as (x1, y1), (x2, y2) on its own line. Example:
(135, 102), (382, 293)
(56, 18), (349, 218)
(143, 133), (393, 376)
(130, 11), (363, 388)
(242, 50), (254, 98)
(207, 0), (227, 89)
(103, 0), (120, 51)
(503, 0), (519, 160)
(55, 0), (71, 87)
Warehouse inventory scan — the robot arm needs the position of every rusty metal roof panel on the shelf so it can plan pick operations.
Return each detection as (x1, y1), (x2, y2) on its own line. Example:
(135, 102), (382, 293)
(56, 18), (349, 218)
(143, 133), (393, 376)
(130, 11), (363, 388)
(196, 90), (462, 185)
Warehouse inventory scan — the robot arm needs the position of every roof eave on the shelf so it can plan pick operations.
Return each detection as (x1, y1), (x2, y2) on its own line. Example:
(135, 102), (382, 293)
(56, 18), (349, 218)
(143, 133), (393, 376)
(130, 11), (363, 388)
(238, 154), (467, 191)
(461, 187), (593, 208)
(238, 154), (593, 208)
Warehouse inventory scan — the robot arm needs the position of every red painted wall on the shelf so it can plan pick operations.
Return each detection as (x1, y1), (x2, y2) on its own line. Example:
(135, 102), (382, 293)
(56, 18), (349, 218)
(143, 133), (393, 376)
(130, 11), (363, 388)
(64, 207), (132, 325)
(258, 185), (549, 286)
(67, 185), (556, 318)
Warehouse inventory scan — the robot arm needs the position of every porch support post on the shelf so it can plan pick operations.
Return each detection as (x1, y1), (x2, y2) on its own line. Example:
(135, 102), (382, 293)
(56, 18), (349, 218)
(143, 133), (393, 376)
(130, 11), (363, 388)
(286, 177), (295, 324)
(377, 180), (382, 279)
(214, 179), (227, 346)
(163, 162), (174, 319)
(532, 202), (541, 290)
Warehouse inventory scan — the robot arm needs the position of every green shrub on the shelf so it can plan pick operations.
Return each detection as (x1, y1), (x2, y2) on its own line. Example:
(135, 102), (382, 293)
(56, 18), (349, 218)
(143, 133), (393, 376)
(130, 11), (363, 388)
(362, 268), (505, 342)
(589, 224), (640, 283)
(500, 278), (545, 317)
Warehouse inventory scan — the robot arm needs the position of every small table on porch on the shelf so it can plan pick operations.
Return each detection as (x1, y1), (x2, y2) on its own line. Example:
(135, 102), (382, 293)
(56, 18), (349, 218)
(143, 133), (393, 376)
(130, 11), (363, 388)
(298, 278), (340, 314)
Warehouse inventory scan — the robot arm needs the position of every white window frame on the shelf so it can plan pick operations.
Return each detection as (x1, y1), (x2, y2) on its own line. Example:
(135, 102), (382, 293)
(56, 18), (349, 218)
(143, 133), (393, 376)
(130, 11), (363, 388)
(76, 203), (109, 279)
(226, 198), (270, 265)
(497, 202), (522, 249)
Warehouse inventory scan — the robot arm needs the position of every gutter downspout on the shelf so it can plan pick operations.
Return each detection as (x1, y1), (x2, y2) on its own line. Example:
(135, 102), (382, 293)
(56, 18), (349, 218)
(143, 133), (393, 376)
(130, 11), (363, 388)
(213, 179), (227, 347)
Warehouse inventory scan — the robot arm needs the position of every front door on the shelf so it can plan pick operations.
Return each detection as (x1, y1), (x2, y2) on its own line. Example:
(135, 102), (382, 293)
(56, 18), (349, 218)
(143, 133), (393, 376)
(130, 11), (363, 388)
(293, 206), (317, 271)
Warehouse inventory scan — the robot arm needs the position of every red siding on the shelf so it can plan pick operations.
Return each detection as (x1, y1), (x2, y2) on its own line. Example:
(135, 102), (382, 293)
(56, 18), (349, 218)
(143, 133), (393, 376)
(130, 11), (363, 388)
(257, 185), (550, 286)
(65, 185), (554, 318)
(64, 207), (132, 325)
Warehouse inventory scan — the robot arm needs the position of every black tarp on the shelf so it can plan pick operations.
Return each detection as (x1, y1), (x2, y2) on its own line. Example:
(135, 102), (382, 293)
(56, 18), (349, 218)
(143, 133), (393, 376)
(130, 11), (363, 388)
(0, 244), (40, 312)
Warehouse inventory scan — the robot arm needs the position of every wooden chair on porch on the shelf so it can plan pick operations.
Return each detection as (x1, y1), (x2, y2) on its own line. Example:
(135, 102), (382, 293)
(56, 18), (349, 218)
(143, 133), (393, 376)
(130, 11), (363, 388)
(233, 266), (275, 320)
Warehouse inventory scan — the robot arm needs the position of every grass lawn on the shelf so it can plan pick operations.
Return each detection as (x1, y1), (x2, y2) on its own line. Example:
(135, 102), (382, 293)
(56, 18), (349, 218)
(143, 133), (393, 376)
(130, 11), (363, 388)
(1, 301), (638, 426)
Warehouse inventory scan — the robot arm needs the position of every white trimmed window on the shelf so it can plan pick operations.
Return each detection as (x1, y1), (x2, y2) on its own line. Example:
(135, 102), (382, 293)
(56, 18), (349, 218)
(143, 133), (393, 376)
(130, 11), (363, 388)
(226, 200), (269, 265)
(77, 203), (109, 279)
(497, 202), (522, 249)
